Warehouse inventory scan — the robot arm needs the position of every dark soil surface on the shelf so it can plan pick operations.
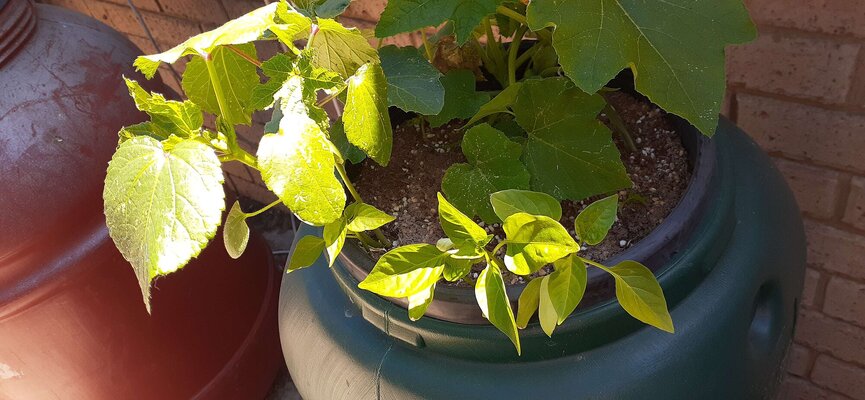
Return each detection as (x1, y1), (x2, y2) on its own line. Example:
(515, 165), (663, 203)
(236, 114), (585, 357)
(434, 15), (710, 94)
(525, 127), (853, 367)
(354, 90), (691, 286)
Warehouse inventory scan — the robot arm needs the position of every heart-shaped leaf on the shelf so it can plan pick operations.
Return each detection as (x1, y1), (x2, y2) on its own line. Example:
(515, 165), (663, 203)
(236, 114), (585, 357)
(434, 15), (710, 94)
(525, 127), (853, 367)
(103, 136), (224, 312)
(182, 44), (260, 125)
(376, 0), (500, 45)
(379, 45), (445, 115)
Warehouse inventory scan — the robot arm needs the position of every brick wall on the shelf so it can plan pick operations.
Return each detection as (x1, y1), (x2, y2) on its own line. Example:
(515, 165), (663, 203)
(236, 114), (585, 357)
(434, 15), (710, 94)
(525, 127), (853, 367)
(35, 1), (865, 398)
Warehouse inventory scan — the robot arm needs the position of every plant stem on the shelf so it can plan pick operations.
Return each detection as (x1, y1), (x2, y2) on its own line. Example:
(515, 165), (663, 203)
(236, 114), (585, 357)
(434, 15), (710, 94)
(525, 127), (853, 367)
(421, 30), (434, 61)
(581, 257), (612, 274)
(507, 25), (528, 86)
(514, 43), (538, 69)
(316, 86), (345, 108)
(496, 5), (527, 25)
(205, 55), (259, 168)
(335, 163), (390, 247)
(604, 103), (637, 152)
(245, 199), (281, 218)
(226, 44), (262, 67)
(483, 17), (507, 83)
(228, 148), (259, 169)
(491, 240), (509, 256)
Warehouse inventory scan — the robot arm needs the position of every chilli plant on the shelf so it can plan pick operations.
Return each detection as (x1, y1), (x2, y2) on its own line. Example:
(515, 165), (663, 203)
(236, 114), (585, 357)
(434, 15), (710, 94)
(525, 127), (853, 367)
(103, 0), (755, 354)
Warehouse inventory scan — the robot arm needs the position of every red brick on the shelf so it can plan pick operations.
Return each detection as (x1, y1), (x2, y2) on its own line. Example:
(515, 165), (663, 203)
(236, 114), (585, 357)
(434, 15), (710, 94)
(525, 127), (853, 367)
(231, 175), (277, 204)
(744, 0), (865, 38)
(824, 277), (865, 328)
(843, 177), (865, 231)
(126, 35), (158, 55)
(806, 221), (865, 280)
(101, 0), (161, 13)
(344, 0), (386, 22)
(737, 94), (865, 174)
(140, 12), (202, 46)
(85, 1), (147, 37)
(811, 355), (865, 399)
(802, 267), (826, 309)
(796, 309), (865, 367)
(726, 32), (860, 104)
(220, 0), (262, 18)
(778, 375), (844, 400)
(37, 0), (93, 14)
(773, 158), (843, 219)
(787, 343), (815, 377)
(158, 0), (228, 24)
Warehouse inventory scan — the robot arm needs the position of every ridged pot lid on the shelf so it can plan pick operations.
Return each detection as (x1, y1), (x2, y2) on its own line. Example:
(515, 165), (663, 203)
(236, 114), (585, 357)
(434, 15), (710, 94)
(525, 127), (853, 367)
(0, 0), (36, 66)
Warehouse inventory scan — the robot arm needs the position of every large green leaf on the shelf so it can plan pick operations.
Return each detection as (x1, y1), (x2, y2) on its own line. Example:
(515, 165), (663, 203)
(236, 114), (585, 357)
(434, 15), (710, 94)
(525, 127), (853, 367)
(526, 0), (756, 135)
(604, 260), (674, 333)
(124, 78), (203, 138)
(257, 117), (344, 225)
(475, 260), (521, 355)
(328, 120), (366, 164)
(574, 194), (619, 245)
(182, 44), (260, 126)
(275, 75), (330, 132)
(437, 192), (490, 249)
(490, 189), (562, 221)
(274, 18), (378, 78)
(223, 201), (250, 259)
(376, 0), (500, 45)
(513, 78), (631, 201)
(502, 212), (579, 275)
(359, 244), (447, 297)
(427, 70), (490, 128)
(516, 277), (542, 329)
(103, 136), (224, 311)
(379, 45), (445, 115)
(134, 2), (281, 78)
(344, 62), (393, 166)
(548, 255), (588, 324)
(442, 124), (530, 223)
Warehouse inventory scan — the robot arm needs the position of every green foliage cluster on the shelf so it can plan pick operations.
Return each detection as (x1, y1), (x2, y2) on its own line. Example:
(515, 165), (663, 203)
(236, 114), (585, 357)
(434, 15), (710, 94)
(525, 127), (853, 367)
(103, 0), (754, 351)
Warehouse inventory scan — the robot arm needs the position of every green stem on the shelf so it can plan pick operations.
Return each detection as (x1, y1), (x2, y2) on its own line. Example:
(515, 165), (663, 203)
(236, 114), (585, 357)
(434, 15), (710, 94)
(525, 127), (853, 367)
(496, 5), (526, 25)
(507, 25), (528, 86)
(604, 103), (637, 152)
(228, 148), (259, 169)
(315, 86), (346, 107)
(421, 30), (434, 61)
(491, 240), (509, 256)
(335, 163), (390, 247)
(226, 44), (262, 67)
(581, 257), (612, 274)
(245, 199), (281, 218)
(514, 43), (538, 69)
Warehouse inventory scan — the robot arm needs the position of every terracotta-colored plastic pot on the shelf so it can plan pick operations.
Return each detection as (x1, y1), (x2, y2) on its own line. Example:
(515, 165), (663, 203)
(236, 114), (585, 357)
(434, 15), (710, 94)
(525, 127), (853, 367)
(0, 1), (281, 398)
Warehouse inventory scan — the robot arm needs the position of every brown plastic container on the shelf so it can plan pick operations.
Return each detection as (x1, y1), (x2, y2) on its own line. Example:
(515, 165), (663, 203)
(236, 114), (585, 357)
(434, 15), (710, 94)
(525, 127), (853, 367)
(0, 1), (281, 398)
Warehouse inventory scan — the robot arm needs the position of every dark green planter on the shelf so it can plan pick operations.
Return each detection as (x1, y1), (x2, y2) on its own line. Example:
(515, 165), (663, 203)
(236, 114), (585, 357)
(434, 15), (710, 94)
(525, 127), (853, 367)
(278, 118), (805, 399)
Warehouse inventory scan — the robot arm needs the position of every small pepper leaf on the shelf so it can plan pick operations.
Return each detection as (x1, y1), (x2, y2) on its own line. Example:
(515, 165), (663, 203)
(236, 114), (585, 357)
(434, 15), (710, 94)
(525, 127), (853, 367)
(287, 235), (326, 272)
(465, 82), (522, 127)
(538, 275), (557, 337)
(475, 260), (521, 355)
(575, 194), (619, 245)
(408, 283), (436, 321)
(548, 255), (588, 324)
(344, 203), (395, 232)
(224, 201), (250, 259)
(323, 217), (347, 267)
(490, 189), (562, 221)
(437, 192), (491, 249)
(359, 244), (447, 298)
(443, 256), (473, 282)
(502, 213), (579, 275)
(605, 260), (675, 333)
(516, 277), (542, 329)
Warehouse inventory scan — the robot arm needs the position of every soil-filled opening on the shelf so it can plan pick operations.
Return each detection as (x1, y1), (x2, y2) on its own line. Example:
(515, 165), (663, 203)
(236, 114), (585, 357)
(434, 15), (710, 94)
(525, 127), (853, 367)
(353, 89), (692, 288)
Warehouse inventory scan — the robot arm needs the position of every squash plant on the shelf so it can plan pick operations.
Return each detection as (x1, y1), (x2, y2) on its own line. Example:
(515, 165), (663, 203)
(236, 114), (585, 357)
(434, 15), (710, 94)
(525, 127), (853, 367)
(103, 0), (755, 354)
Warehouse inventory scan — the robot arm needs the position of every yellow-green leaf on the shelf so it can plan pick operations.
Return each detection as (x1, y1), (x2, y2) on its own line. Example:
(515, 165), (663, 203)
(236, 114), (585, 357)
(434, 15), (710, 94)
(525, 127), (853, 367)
(344, 62), (393, 166)
(359, 244), (447, 298)
(437, 192), (490, 249)
(223, 201), (250, 259)
(466, 82), (521, 127)
(575, 194), (619, 245)
(408, 283), (436, 321)
(516, 277), (542, 329)
(103, 136), (224, 312)
(475, 260), (521, 355)
(344, 203), (395, 232)
(502, 213), (579, 275)
(323, 217), (347, 267)
(181, 44), (260, 126)
(548, 255), (588, 324)
(490, 189), (562, 221)
(124, 78), (203, 138)
(287, 235), (326, 272)
(538, 275), (557, 337)
(606, 260), (675, 333)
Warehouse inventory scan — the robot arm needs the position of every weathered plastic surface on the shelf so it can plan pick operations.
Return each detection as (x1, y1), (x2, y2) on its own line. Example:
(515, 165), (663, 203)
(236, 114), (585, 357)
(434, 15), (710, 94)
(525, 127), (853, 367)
(278, 118), (806, 399)
(0, 2), (281, 398)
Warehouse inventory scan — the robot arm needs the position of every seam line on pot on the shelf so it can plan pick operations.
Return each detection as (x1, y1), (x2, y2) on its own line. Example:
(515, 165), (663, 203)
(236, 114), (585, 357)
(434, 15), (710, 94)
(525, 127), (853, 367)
(374, 343), (393, 400)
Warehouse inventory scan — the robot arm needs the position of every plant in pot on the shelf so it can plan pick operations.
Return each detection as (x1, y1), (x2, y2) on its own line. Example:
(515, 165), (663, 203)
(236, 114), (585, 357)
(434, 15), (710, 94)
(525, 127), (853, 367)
(102, 0), (806, 398)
